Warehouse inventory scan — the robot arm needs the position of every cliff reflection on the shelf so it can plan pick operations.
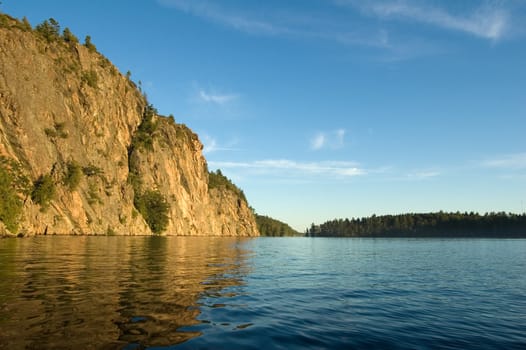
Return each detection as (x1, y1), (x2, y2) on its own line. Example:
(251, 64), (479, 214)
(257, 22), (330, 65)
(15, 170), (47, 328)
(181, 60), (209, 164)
(0, 236), (252, 349)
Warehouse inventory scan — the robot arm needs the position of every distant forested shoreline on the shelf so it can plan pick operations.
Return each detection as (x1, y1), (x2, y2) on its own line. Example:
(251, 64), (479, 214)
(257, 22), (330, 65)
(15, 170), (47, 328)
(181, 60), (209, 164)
(306, 212), (526, 238)
(256, 214), (301, 237)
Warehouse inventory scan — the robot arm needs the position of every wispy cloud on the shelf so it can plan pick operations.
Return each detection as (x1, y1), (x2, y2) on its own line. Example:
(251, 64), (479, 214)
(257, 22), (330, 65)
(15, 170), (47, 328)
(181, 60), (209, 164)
(209, 158), (452, 183)
(310, 129), (346, 150)
(310, 133), (326, 150)
(202, 134), (218, 154)
(158, 0), (284, 35)
(481, 153), (526, 169)
(406, 170), (441, 180)
(159, 0), (519, 53)
(158, 0), (401, 50)
(339, 0), (510, 41)
(198, 90), (238, 105)
(209, 159), (366, 178)
(201, 134), (238, 154)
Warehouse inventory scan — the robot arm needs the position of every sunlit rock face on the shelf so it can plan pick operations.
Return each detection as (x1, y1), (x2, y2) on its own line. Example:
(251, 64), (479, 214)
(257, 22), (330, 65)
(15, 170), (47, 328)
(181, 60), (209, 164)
(0, 15), (258, 236)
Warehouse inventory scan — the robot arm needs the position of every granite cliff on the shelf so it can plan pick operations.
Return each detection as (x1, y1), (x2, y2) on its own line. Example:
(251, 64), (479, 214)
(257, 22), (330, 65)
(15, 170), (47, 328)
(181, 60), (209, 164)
(0, 14), (259, 236)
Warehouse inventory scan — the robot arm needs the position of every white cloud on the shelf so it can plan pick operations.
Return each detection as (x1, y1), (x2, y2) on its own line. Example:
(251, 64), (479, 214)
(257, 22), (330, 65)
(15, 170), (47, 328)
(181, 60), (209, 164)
(310, 133), (326, 150)
(406, 171), (440, 180)
(201, 134), (218, 154)
(310, 129), (346, 150)
(209, 159), (366, 178)
(201, 134), (239, 154)
(199, 90), (238, 105)
(335, 129), (346, 147)
(482, 153), (526, 169)
(340, 0), (510, 40)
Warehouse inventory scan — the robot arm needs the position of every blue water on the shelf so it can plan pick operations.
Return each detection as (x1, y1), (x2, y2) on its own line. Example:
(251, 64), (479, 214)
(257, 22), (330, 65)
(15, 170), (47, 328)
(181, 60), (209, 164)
(1, 237), (525, 349)
(181, 238), (526, 349)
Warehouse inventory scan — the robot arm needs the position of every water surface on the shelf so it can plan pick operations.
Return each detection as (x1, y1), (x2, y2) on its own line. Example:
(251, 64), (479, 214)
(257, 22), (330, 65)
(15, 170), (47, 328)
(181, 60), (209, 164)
(1, 237), (525, 349)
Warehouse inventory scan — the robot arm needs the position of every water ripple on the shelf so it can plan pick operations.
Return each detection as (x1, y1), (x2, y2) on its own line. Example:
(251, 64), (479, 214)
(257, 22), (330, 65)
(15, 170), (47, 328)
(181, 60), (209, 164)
(1, 237), (525, 349)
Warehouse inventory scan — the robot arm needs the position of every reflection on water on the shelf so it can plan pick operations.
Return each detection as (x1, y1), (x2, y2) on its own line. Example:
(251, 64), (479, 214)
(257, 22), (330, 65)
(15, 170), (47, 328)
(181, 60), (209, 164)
(0, 236), (252, 349)
(4, 237), (525, 349)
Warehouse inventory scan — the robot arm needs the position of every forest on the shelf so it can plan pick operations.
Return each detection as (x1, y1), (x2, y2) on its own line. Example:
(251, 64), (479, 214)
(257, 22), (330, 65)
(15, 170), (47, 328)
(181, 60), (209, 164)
(256, 214), (300, 237)
(306, 212), (526, 238)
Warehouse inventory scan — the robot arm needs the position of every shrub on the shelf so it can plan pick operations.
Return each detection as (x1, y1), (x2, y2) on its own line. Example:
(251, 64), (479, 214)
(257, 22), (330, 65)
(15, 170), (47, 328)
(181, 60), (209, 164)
(0, 160), (26, 233)
(84, 35), (97, 52)
(44, 122), (68, 138)
(81, 70), (98, 88)
(82, 164), (103, 177)
(87, 182), (101, 205)
(44, 128), (57, 137)
(54, 122), (68, 138)
(0, 157), (31, 195)
(106, 226), (116, 236)
(135, 190), (169, 234)
(31, 174), (56, 210)
(64, 161), (82, 191)
(0, 16), (7, 28)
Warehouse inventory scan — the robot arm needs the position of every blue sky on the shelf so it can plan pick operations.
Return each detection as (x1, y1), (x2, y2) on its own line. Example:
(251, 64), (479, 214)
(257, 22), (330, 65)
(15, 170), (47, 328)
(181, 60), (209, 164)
(4, 0), (526, 230)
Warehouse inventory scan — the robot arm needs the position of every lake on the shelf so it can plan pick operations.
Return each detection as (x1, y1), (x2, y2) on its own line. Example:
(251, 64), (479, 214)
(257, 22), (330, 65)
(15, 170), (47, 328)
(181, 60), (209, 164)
(0, 237), (525, 349)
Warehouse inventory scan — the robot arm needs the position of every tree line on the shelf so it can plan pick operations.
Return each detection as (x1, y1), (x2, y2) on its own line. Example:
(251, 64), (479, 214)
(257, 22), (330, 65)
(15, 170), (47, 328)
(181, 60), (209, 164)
(306, 212), (526, 238)
(256, 214), (300, 237)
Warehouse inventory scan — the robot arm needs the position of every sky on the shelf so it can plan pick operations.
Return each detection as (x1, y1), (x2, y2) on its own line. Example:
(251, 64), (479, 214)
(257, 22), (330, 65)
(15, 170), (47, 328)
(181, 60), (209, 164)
(3, 0), (526, 231)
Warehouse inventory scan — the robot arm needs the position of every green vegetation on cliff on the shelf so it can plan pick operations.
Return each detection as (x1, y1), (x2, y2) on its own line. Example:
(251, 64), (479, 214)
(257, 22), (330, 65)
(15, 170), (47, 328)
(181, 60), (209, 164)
(307, 212), (526, 237)
(84, 35), (97, 52)
(208, 169), (246, 203)
(130, 104), (158, 152)
(35, 18), (60, 42)
(0, 157), (30, 232)
(134, 190), (170, 235)
(63, 161), (83, 191)
(256, 214), (300, 237)
(128, 104), (170, 234)
(31, 173), (56, 211)
(62, 27), (78, 44)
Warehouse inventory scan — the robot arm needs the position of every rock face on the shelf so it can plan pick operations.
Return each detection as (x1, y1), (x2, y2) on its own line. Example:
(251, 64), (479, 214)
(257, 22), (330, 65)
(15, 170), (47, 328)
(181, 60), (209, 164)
(0, 15), (259, 236)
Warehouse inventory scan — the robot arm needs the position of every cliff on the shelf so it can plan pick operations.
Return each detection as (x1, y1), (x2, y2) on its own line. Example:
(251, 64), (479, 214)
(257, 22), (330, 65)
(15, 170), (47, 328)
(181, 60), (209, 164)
(0, 14), (259, 236)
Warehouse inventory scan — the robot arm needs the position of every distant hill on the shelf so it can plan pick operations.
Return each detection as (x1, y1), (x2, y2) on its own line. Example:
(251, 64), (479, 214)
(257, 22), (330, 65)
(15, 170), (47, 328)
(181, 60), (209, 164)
(307, 212), (526, 238)
(256, 215), (300, 237)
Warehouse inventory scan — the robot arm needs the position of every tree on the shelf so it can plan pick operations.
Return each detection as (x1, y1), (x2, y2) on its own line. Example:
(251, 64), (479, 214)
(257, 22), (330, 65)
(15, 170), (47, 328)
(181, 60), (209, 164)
(31, 174), (56, 210)
(135, 190), (170, 234)
(35, 18), (60, 42)
(62, 27), (78, 44)
(21, 16), (31, 31)
(84, 35), (96, 52)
